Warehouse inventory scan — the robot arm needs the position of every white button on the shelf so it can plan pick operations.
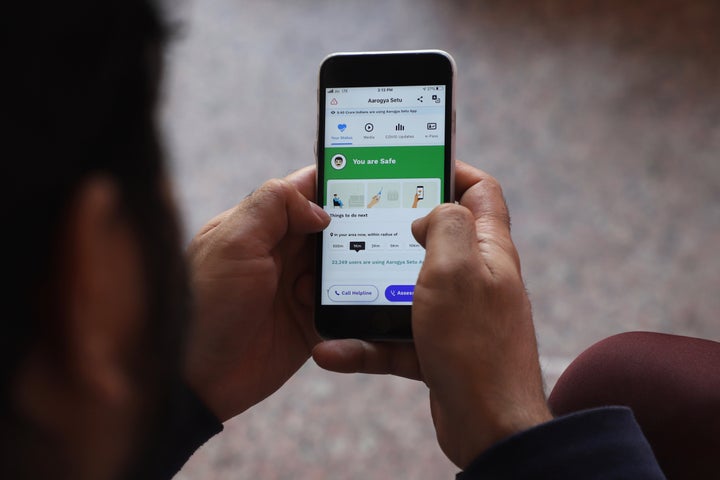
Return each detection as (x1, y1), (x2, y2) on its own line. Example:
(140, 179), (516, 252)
(328, 285), (379, 302)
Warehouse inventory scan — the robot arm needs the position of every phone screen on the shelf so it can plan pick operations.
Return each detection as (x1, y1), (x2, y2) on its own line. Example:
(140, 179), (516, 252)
(320, 84), (447, 305)
(315, 51), (455, 339)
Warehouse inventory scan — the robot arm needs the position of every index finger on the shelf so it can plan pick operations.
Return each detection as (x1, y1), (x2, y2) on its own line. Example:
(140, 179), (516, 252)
(454, 159), (486, 199)
(454, 160), (511, 233)
(312, 339), (422, 381)
(455, 163), (519, 271)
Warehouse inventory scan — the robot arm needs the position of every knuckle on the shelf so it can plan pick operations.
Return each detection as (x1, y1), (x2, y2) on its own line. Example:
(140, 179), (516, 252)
(422, 250), (480, 293)
(483, 210), (512, 231)
(257, 177), (291, 197)
(433, 260), (479, 293)
(421, 205), (479, 285)
(244, 178), (291, 207)
(431, 203), (474, 225)
(483, 174), (503, 195)
(479, 174), (508, 208)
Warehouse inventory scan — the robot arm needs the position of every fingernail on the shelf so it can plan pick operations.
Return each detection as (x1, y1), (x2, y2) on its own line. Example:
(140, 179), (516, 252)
(309, 200), (330, 223)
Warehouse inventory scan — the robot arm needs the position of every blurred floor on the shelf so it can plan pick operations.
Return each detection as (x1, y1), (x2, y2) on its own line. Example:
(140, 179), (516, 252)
(162, 0), (720, 478)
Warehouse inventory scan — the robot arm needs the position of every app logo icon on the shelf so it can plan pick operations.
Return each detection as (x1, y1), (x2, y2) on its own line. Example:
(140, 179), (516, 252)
(330, 98), (338, 105)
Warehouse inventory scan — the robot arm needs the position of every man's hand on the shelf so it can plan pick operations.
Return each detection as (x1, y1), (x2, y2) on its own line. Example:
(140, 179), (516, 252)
(185, 166), (329, 422)
(312, 160), (552, 469)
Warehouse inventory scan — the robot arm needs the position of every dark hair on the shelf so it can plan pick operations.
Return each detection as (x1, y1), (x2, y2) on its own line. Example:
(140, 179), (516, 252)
(1, 1), (191, 477)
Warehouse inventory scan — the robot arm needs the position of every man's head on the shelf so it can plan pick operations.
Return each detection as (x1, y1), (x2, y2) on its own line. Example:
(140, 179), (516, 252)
(2, 1), (190, 478)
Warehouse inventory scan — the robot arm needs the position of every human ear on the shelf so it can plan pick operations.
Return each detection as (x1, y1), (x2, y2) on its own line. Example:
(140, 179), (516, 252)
(15, 176), (146, 479)
(62, 176), (146, 402)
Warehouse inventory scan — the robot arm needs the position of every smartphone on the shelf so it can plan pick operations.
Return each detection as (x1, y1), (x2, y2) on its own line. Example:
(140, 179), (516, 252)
(315, 50), (456, 341)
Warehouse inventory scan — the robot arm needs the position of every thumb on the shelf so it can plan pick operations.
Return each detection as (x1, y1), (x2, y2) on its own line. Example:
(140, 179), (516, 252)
(411, 203), (478, 276)
(410, 203), (485, 343)
(225, 179), (330, 254)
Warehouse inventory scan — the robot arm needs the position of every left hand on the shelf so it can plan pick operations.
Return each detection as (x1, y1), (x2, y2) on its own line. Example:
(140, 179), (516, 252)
(312, 160), (551, 468)
(184, 165), (330, 422)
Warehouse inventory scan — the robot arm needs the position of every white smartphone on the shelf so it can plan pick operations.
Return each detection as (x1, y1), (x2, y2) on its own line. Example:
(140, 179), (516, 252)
(315, 50), (456, 340)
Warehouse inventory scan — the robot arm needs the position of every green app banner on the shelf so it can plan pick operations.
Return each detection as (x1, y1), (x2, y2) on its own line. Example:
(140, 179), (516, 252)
(324, 145), (445, 199)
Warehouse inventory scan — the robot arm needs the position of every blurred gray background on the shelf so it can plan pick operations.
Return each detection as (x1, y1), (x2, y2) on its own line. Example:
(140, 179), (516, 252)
(162, 0), (720, 478)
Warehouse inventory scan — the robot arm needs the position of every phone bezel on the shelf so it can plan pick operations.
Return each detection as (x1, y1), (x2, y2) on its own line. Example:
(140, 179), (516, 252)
(315, 50), (456, 341)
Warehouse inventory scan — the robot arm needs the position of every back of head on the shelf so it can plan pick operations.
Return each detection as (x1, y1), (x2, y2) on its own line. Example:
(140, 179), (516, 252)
(1, 1), (190, 478)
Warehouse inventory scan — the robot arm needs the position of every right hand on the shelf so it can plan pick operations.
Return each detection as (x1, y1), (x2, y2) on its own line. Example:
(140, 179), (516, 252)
(312, 160), (552, 469)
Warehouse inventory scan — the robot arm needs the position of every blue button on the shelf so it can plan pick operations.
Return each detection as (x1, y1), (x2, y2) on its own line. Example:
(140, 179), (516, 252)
(385, 285), (415, 302)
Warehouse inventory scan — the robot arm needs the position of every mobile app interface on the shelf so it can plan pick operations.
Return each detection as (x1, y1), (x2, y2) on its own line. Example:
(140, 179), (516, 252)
(321, 85), (447, 305)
